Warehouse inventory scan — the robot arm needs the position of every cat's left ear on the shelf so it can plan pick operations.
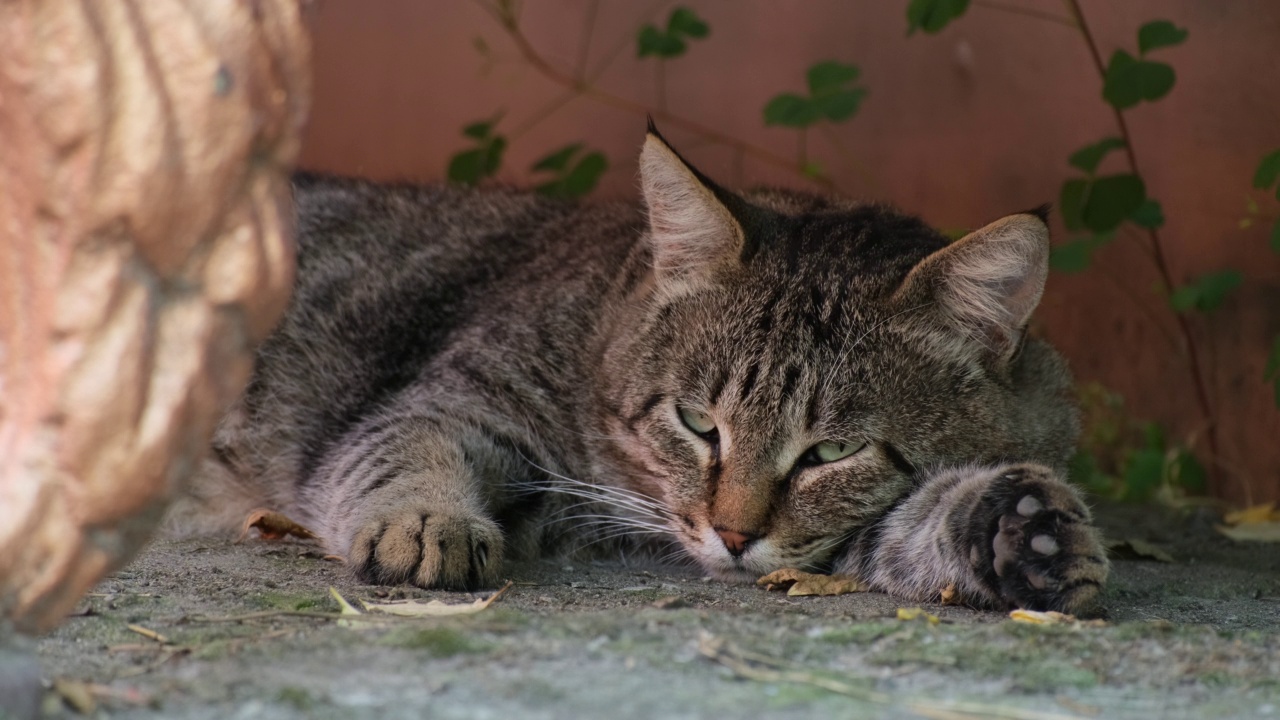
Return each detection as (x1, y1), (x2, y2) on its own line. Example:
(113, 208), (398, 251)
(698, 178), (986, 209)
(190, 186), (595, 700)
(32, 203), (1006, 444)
(639, 125), (745, 292)
(896, 211), (1050, 365)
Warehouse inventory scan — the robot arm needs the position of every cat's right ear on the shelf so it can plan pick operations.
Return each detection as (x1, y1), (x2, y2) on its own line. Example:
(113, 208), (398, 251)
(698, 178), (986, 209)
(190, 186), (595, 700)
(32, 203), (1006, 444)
(639, 127), (745, 293)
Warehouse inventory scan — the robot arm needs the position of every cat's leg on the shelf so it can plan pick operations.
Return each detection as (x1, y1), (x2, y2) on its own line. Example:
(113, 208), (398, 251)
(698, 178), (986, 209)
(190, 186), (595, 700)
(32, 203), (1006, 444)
(305, 413), (518, 590)
(834, 463), (1109, 615)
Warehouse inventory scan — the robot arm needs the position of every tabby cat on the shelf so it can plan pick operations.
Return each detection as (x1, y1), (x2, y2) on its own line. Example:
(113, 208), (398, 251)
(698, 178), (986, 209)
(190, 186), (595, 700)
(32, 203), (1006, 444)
(176, 125), (1108, 614)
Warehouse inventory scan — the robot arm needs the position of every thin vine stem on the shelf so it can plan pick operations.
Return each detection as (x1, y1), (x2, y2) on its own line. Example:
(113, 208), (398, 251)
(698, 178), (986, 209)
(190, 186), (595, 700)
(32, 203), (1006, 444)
(1062, 0), (1224, 493)
(474, 0), (841, 192)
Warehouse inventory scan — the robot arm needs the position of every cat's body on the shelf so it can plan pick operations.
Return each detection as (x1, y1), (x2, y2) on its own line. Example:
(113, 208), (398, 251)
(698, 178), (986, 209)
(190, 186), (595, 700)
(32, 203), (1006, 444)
(178, 129), (1108, 614)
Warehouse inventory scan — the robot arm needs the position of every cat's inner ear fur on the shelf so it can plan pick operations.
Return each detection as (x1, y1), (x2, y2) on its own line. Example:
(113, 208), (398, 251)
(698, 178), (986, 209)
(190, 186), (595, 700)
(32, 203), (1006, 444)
(639, 130), (745, 291)
(897, 212), (1050, 364)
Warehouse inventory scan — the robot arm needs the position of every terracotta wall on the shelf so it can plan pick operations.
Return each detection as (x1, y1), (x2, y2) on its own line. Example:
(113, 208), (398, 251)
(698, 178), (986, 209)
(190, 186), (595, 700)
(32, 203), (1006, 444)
(297, 1), (1280, 504)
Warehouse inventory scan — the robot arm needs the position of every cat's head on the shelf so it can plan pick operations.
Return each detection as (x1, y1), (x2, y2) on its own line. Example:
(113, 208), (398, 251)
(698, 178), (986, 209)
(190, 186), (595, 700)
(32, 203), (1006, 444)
(595, 127), (1077, 582)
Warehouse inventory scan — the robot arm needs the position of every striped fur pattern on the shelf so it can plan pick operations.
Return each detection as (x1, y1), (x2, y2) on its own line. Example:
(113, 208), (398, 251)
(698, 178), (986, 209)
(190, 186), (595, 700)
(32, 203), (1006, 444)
(171, 129), (1106, 614)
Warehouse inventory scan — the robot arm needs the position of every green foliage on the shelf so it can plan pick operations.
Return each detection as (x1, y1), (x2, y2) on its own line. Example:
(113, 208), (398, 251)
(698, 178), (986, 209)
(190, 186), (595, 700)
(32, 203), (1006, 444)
(906, 0), (970, 35)
(1137, 20), (1189, 55)
(1265, 336), (1280, 408)
(1068, 137), (1125, 174)
(1253, 149), (1280, 201)
(1072, 383), (1206, 501)
(763, 61), (867, 128)
(448, 119), (506, 185)
(1048, 232), (1114, 274)
(1059, 174), (1146, 233)
(532, 144), (609, 198)
(637, 7), (709, 59)
(1130, 199), (1165, 229)
(1103, 50), (1176, 110)
(1102, 22), (1185, 110)
(1272, 220), (1280, 254)
(1168, 270), (1243, 313)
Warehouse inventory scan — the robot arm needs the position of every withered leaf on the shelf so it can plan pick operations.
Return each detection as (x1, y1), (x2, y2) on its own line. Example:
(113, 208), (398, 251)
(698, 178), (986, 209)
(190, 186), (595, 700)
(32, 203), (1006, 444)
(939, 584), (958, 605)
(1216, 522), (1280, 543)
(896, 607), (940, 624)
(358, 580), (514, 617)
(1009, 608), (1108, 627)
(238, 508), (319, 542)
(756, 568), (868, 596)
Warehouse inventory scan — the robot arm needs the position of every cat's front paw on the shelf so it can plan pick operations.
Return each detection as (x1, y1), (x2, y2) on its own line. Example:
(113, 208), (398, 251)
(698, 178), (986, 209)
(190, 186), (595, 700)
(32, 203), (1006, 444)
(347, 505), (504, 590)
(969, 465), (1108, 615)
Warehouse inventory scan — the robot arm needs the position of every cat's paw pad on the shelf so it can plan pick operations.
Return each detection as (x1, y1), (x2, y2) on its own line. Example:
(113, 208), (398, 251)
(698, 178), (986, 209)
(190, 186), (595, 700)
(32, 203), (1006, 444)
(970, 465), (1109, 615)
(348, 507), (503, 590)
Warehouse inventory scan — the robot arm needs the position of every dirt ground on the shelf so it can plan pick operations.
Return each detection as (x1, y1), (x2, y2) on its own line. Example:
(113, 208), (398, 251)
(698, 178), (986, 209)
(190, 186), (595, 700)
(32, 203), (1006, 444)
(9, 500), (1280, 720)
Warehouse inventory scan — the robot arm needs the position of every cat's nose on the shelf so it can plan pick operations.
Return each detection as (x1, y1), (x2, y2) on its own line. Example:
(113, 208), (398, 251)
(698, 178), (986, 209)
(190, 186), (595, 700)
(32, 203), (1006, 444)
(715, 528), (757, 557)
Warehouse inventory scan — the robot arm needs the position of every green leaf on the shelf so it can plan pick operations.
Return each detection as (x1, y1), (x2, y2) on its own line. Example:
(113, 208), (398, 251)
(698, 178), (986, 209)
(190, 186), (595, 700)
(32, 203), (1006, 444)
(807, 61), (861, 95)
(667, 7), (709, 39)
(1130, 199), (1165, 229)
(1060, 179), (1089, 232)
(801, 161), (824, 179)
(560, 151), (608, 197)
(906, 0), (971, 35)
(1048, 239), (1095, 273)
(1138, 20), (1188, 55)
(1068, 137), (1126, 174)
(532, 143), (582, 173)
(763, 94), (819, 127)
(1103, 50), (1176, 110)
(1068, 451), (1112, 494)
(447, 149), (486, 184)
(812, 88), (867, 122)
(462, 121), (492, 140)
(1082, 174), (1146, 232)
(1169, 269), (1243, 313)
(1271, 219), (1280, 254)
(1170, 449), (1206, 493)
(637, 25), (685, 58)
(1253, 149), (1280, 190)
(1123, 448), (1166, 500)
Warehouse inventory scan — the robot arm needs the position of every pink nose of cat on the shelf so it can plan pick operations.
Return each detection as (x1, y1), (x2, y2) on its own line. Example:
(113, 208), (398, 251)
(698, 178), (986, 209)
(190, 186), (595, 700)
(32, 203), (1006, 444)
(716, 529), (753, 557)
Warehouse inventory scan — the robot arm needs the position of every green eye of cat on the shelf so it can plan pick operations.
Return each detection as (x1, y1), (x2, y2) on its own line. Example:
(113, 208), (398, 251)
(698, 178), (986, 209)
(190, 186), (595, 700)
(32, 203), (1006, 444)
(678, 407), (718, 438)
(803, 440), (867, 465)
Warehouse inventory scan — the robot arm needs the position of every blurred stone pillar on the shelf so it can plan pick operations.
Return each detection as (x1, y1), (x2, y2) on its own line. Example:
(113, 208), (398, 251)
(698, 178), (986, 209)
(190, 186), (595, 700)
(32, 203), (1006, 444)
(0, 0), (310, 634)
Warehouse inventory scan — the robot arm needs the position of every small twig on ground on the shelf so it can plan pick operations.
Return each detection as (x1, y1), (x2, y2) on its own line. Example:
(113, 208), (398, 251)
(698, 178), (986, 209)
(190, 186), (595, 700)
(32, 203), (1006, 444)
(125, 624), (169, 644)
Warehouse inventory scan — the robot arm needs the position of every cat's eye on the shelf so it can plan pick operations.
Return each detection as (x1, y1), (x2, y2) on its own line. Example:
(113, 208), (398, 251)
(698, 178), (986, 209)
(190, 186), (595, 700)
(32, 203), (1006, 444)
(803, 440), (867, 465)
(678, 407), (717, 438)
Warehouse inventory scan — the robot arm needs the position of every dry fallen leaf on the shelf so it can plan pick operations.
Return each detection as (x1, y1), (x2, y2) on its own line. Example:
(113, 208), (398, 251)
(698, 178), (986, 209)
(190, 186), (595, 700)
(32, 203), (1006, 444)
(357, 580), (514, 617)
(651, 596), (689, 609)
(756, 568), (868, 596)
(1105, 538), (1175, 563)
(1215, 522), (1280, 542)
(1216, 503), (1280, 543)
(939, 584), (958, 605)
(1009, 609), (1075, 625)
(1009, 609), (1108, 628)
(896, 607), (940, 624)
(1224, 502), (1279, 525)
(238, 508), (319, 543)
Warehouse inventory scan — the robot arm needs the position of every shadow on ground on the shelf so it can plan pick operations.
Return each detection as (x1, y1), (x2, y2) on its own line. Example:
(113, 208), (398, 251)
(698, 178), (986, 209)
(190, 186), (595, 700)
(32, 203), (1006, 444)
(20, 501), (1280, 719)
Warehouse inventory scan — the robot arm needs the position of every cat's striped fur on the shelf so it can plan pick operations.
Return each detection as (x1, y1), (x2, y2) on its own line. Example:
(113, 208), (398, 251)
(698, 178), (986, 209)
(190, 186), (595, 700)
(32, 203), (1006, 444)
(172, 128), (1107, 614)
